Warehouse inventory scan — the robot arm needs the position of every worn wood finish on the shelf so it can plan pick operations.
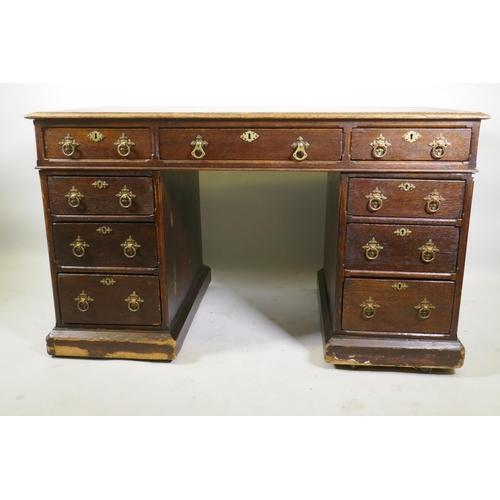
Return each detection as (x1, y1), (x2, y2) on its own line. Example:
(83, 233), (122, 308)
(351, 128), (472, 161)
(27, 108), (488, 367)
(159, 128), (343, 161)
(345, 223), (460, 274)
(43, 127), (152, 160)
(47, 176), (155, 215)
(347, 178), (466, 219)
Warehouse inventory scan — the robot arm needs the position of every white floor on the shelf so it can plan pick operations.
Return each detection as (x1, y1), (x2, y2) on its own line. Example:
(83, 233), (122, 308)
(1, 251), (499, 416)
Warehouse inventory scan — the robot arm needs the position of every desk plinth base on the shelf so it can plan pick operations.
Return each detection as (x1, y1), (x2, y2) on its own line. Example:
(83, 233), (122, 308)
(317, 269), (465, 371)
(46, 265), (211, 361)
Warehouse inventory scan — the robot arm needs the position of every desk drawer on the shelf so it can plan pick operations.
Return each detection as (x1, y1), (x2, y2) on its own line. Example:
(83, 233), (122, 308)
(47, 176), (154, 215)
(53, 222), (158, 268)
(58, 274), (161, 326)
(351, 128), (471, 161)
(345, 224), (459, 274)
(347, 178), (465, 219)
(342, 278), (455, 334)
(159, 128), (343, 161)
(43, 128), (152, 160)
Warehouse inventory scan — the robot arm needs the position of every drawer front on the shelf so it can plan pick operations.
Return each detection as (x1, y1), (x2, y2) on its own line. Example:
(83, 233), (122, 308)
(43, 128), (152, 160)
(351, 128), (471, 161)
(58, 274), (161, 325)
(53, 223), (158, 268)
(159, 128), (343, 161)
(342, 278), (455, 334)
(47, 176), (154, 215)
(347, 178), (465, 219)
(345, 224), (459, 273)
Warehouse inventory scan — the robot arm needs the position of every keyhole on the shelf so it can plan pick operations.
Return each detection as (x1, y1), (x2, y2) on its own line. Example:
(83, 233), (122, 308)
(409, 133), (414, 140)
(247, 133), (252, 140)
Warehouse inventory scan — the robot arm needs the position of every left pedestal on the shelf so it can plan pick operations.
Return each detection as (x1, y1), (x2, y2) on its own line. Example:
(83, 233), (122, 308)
(40, 170), (207, 361)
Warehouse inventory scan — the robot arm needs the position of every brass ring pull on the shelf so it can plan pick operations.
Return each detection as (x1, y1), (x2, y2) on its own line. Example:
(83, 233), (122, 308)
(359, 297), (380, 319)
(59, 134), (80, 157)
(65, 186), (85, 208)
(70, 236), (90, 257)
(125, 291), (144, 312)
(116, 186), (137, 209)
(190, 135), (208, 159)
(121, 236), (141, 258)
(365, 187), (387, 212)
(291, 136), (309, 161)
(114, 133), (135, 157)
(370, 134), (391, 159)
(424, 189), (446, 213)
(415, 298), (435, 319)
(75, 291), (94, 312)
(419, 239), (440, 263)
(429, 134), (451, 159)
(362, 237), (383, 261)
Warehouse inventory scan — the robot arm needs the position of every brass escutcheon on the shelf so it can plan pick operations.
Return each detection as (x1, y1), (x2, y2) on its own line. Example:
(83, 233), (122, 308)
(125, 291), (144, 312)
(121, 236), (141, 258)
(116, 186), (136, 209)
(59, 133), (80, 157)
(92, 180), (109, 189)
(362, 237), (383, 260)
(87, 131), (105, 143)
(75, 290), (93, 312)
(114, 133), (135, 157)
(394, 228), (412, 237)
(429, 134), (451, 159)
(291, 136), (309, 161)
(419, 239), (440, 263)
(365, 187), (387, 212)
(392, 282), (409, 291)
(424, 189), (445, 213)
(70, 236), (89, 257)
(398, 182), (416, 192)
(370, 134), (391, 159)
(359, 297), (380, 319)
(415, 298), (435, 319)
(100, 278), (116, 286)
(403, 131), (421, 143)
(96, 226), (113, 235)
(190, 135), (208, 159)
(240, 130), (259, 142)
(65, 186), (85, 208)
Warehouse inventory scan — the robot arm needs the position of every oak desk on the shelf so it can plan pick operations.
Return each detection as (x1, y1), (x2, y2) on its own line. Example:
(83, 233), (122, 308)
(26, 108), (489, 370)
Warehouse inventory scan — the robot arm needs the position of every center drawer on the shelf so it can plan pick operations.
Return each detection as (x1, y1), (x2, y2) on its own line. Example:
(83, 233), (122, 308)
(58, 274), (161, 326)
(53, 223), (158, 268)
(159, 128), (343, 161)
(345, 223), (459, 274)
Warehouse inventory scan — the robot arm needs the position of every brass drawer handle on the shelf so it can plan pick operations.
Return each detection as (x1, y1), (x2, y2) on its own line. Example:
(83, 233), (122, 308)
(70, 236), (90, 257)
(424, 189), (446, 213)
(114, 133), (135, 157)
(291, 136), (309, 161)
(362, 237), (383, 260)
(121, 236), (141, 258)
(429, 134), (451, 159)
(359, 296), (380, 319)
(59, 133), (80, 157)
(75, 290), (94, 312)
(125, 291), (144, 312)
(116, 186), (136, 209)
(415, 298), (435, 319)
(65, 186), (85, 208)
(419, 239), (440, 263)
(190, 135), (208, 159)
(370, 134), (391, 159)
(365, 187), (387, 212)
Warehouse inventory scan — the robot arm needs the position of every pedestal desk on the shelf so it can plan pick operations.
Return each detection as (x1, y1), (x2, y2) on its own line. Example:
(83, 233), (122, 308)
(26, 108), (489, 370)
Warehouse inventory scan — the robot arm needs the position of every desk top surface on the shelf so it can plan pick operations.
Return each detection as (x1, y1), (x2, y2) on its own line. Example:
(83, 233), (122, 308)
(25, 107), (490, 120)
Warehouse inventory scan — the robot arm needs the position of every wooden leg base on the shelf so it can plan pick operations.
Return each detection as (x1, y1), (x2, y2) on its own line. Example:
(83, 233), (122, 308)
(46, 265), (211, 361)
(317, 269), (465, 370)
